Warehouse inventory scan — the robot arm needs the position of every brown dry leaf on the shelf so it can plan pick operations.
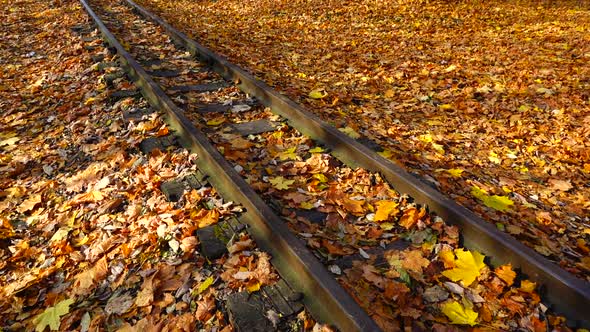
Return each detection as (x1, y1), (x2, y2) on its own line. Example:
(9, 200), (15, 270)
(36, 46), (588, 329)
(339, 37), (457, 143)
(195, 294), (216, 322)
(341, 197), (365, 214)
(362, 264), (386, 289)
(494, 264), (516, 286)
(72, 256), (108, 296)
(135, 272), (157, 307)
(548, 179), (573, 192)
(402, 249), (430, 274)
(253, 252), (276, 285)
(230, 137), (254, 150)
(180, 236), (198, 253)
(228, 238), (254, 254)
(70, 190), (105, 206)
(17, 194), (42, 214)
(321, 239), (353, 256)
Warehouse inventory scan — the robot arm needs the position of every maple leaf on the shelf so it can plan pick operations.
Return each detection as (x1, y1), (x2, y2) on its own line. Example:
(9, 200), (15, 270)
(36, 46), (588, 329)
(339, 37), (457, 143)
(72, 256), (108, 296)
(401, 249), (430, 274)
(196, 276), (214, 295)
(269, 176), (294, 190)
(494, 264), (516, 286)
(483, 195), (513, 212)
(519, 280), (536, 293)
(398, 206), (425, 229)
(441, 249), (486, 286)
(277, 147), (298, 160)
(548, 179), (573, 191)
(17, 194), (42, 214)
(373, 200), (398, 222)
(441, 301), (478, 326)
(34, 298), (75, 332)
(230, 137), (253, 150)
(308, 146), (324, 154)
(377, 149), (393, 159)
(445, 169), (463, 178)
(339, 127), (360, 139)
(470, 186), (513, 212)
(308, 89), (327, 99)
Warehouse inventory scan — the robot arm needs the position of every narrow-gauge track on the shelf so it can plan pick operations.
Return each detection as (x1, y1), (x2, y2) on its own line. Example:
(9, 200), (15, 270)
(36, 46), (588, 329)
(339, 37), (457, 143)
(80, 0), (590, 329)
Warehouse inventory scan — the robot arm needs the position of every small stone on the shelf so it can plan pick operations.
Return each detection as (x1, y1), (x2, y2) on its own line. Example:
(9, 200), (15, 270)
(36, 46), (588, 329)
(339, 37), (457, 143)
(197, 226), (228, 260)
(328, 265), (342, 275)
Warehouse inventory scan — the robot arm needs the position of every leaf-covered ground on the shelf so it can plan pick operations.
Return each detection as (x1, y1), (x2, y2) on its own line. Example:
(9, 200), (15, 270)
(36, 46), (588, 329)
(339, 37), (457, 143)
(0, 0), (322, 330)
(135, 0), (590, 281)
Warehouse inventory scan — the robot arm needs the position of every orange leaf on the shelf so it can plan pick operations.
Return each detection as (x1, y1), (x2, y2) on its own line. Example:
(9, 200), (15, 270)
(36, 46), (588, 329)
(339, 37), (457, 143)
(373, 200), (398, 222)
(494, 264), (516, 286)
(399, 207), (425, 229)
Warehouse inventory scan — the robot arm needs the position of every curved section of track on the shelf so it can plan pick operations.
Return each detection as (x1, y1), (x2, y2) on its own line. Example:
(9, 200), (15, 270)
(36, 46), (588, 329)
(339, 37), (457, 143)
(81, 0), (590, 328)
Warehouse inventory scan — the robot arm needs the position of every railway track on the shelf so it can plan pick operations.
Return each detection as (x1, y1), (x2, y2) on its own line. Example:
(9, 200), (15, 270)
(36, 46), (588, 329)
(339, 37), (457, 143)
(80, 0), (590, 329)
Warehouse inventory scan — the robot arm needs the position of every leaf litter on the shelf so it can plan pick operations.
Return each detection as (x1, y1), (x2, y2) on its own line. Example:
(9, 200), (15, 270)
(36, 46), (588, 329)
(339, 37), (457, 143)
(136, 0), (590, 284)
(0, 0), (324, 330)
(110, 0), (590, 329)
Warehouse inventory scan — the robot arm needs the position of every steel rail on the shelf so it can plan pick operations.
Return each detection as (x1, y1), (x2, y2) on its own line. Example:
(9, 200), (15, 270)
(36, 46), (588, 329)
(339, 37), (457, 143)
(79, 0), (382, 330)
(121, 0), (590, 326)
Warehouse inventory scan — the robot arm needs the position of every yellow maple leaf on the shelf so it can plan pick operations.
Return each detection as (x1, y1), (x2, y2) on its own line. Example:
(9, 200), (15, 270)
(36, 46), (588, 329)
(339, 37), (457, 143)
(206, 117), (225, 126)
(34, 298), (75, 332)
(339, 127), (360, 139)
(196, 276), (214, 295)
(445, 169), (464, 178)
(278, 147), (298, 161)
(377, 149), (393, 159)
(246, 281), (261, 293)
(373, 200), (398, 222)
(308, 89), (328, 99)
(269, 176), (294, 190)
(519, 280), (536, 293)
(309, 146), (324, 154)
(441, 301), (478, 326)
(441, 249), (486, 286)
(470, 186), (514, 212)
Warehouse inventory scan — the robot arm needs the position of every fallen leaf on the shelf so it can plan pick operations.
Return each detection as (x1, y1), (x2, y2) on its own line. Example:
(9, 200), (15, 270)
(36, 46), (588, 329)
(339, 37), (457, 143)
(269, 176), (294, 190)
(495, 264), (516, 286)
(446, 169), (464, 178)
(196, 276), (214, 295)
(17, 194), (42, 214)
(373, 200), (398, 222)
(34, 298), (75, 332)
(548, 179), (573, 191)
(72, 256), (108, 296)
(482, 195), (514, 212)
(308, 89), (328, 99)
(441, 301), (478, 326)
(441, 249), (486, 286)
(278, 147), (298, 160)
(339, 127), (360, 139)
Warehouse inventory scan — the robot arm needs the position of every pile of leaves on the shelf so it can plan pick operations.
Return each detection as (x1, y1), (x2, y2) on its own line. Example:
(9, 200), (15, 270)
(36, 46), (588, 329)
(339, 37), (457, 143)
(135, 0), (590, 281)
(200, 112), (575, 330)
(68, 0), (585, 328)
(0, 0), (323, 330)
